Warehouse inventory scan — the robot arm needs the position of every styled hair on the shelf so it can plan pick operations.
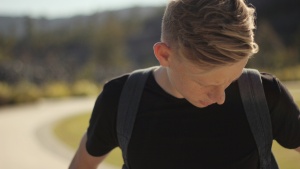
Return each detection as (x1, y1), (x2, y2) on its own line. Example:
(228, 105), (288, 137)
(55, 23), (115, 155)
(162, 0), (259, 68)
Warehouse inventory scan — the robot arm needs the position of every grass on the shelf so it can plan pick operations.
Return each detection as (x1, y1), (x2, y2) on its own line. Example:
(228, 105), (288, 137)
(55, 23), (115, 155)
(54, 88), (300, 168)
(53, 113), (124, 167)
(272, 141), (300, 169)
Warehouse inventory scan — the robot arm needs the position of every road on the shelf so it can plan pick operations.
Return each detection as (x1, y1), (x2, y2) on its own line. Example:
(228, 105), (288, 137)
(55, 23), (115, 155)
(0, 81), (298, 169)
(0, 97), (118, 169)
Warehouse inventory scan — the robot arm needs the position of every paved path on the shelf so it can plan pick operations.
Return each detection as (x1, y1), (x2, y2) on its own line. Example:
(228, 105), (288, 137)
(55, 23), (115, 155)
(0, 97), (118, 169)
(0, 81), (298, 169)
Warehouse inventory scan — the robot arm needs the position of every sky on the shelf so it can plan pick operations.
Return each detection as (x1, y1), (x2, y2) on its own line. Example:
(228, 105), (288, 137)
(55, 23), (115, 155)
(0, 0), (168, 18)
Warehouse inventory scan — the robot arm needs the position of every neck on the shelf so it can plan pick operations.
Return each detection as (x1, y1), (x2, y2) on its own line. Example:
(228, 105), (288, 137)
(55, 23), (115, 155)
(153, 66), (183, 98)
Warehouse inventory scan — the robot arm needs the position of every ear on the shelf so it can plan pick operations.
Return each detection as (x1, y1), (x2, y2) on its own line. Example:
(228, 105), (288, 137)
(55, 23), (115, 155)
(153, 42), (172, 67)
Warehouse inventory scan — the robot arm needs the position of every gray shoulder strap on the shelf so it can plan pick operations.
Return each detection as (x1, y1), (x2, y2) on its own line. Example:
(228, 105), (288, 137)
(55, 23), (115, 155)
(238, 68), (279, 169)
(117, 66), (158, 169)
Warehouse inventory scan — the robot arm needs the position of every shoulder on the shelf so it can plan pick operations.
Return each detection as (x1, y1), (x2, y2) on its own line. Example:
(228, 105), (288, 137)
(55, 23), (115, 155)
(260, 72), (300, 148)
(259, 72), (285, 111)
(103, 74), (129, 93)
(93, 73), (130, 117)
(99, 73), (131, 99)
(260, 72), (281, 95)
(259, 72), (291, 101)
(260, 72), (278, 87)
(259, 71), (297, 109)
(86, 74), (130, 156)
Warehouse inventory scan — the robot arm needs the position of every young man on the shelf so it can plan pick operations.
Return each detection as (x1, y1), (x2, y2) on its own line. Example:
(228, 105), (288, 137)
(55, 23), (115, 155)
(69, 0), (300, 168)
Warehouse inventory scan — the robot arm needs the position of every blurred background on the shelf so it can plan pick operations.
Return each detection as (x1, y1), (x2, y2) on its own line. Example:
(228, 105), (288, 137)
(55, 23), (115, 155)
(0, 0), (299, 105)
(0, 0), (299, 168)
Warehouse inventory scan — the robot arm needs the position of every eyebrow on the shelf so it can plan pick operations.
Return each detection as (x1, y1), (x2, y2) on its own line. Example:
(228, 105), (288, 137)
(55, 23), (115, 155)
(205, 72), (242, 86)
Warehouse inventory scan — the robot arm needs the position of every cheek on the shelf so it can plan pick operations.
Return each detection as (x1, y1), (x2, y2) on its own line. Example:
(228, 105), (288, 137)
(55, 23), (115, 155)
(167, 69), (210, 99)
(180, 82), (210, 98)
(169, 74), (195, 96)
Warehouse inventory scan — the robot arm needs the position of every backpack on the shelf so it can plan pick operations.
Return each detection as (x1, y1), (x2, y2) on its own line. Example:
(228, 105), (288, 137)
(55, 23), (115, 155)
(116, 67), (279, 169)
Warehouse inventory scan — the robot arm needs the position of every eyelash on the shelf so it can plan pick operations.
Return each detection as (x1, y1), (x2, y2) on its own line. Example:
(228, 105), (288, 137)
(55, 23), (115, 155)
(195, 81), (210, 87)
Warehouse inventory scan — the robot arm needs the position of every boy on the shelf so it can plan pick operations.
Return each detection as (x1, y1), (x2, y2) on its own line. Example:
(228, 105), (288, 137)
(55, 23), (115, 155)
(69, 0), (300, 168)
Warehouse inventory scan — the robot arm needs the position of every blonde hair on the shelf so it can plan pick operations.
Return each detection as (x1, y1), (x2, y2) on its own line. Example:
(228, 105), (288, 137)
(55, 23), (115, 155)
(162, 0), (259, 68)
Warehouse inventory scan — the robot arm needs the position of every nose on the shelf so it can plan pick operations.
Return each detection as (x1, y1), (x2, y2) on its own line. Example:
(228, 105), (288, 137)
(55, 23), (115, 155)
(208, 86), (226, 105)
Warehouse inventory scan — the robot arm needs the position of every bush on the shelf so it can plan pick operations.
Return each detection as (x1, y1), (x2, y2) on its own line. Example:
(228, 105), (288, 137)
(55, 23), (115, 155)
(43, 81), (71, 98)
(11, 81), (42, 104)
(273, 65), (300, 81)
(0, 82), (12, 105)
(0, 80), (102, 107)
(71, 80), (101, 97)
(0, 81), (42, 105)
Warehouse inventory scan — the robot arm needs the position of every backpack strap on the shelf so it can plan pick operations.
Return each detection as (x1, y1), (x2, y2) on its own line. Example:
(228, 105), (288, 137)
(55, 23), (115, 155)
(238, 68), (279, 169)
(117, 67), (279, 169)
(117, 66), (158, 169)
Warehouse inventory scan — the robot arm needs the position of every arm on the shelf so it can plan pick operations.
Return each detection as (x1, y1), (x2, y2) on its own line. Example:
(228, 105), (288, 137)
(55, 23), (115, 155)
(69, 132), (108, 169)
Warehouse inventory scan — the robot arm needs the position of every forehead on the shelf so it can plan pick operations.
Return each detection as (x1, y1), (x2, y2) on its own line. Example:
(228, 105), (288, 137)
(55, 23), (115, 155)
(176, 57), (248, 84)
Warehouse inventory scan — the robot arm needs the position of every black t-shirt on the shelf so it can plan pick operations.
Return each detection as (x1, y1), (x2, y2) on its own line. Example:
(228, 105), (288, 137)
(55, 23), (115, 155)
(86, 70), (300, 169)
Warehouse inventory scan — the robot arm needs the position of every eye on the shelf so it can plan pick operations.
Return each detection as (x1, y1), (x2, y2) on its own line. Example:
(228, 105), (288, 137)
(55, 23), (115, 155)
(194, 80), (206, 87)
(195, 81), (212, 88)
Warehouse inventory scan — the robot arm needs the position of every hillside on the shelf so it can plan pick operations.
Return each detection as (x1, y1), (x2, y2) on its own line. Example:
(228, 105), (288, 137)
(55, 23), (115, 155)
(0, 2), (299, 85)
(0, 6), (164, 84)
(0, 7), (161, 38)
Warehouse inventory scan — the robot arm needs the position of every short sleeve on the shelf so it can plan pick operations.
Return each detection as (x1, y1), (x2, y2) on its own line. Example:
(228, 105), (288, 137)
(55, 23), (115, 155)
(86, 75), (128, 156)
(262, 73), (300, 149)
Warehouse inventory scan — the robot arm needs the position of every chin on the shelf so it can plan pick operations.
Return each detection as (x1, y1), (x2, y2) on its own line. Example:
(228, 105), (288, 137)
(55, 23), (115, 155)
(195, 100), (214, 108)
(186, 98), (213, 108)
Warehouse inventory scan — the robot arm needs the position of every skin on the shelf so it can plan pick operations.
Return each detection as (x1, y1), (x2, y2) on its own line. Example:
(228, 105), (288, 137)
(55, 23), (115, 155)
(69, 42), (300, 168)
(69, 133), (107, 169)
(153, 41), (300, 152)
(153, 42), (248, 108)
